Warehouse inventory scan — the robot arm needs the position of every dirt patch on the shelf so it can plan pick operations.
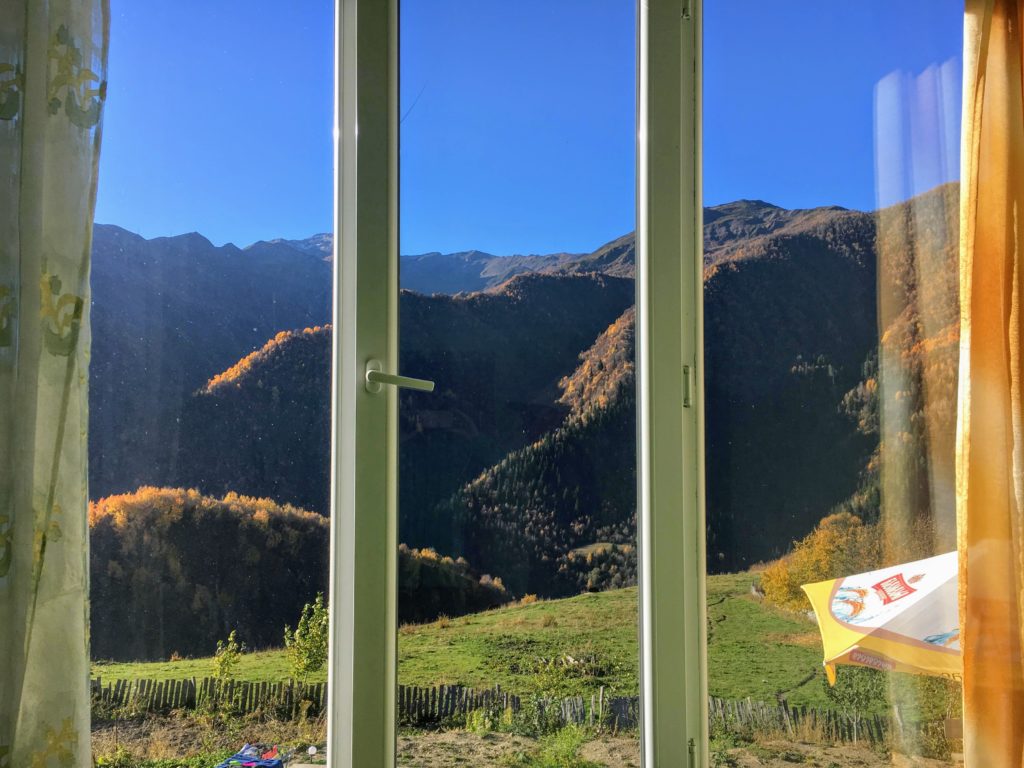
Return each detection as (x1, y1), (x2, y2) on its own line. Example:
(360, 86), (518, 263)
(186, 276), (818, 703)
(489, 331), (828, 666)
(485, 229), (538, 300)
(397, 731), (640, 767)
(91, 715), (325, 761)
(93, 721), (959, 768)
(764, 631), (822, 649)
(578, 734), (641, 767)
(716, 739), (960, 767)
(397, 730), (534, 766)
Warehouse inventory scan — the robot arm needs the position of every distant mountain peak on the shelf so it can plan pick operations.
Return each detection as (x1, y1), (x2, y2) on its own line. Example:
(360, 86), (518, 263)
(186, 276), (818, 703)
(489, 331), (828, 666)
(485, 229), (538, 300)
(266, 233), (334, 260)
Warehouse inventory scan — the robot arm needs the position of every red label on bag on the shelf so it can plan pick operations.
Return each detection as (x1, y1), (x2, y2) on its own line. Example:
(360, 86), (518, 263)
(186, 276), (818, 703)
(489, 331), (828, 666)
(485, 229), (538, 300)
(871, 573), (916, 605)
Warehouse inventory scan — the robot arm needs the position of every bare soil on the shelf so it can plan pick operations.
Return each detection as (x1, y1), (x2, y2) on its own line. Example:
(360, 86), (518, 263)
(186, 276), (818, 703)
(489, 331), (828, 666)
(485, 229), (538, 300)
(92, 720), (959, 768)
(714, 739), (960, 768)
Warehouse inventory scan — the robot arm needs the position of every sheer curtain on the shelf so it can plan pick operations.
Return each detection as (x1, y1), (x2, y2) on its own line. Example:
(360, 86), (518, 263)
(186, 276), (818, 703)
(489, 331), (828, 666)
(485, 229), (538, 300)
(0, 1), (108, 766)
(958, 0), (1024, 766)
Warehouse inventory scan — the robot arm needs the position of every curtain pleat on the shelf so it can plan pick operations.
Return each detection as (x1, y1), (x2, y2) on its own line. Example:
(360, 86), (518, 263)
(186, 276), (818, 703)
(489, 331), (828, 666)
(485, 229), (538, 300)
(0, 1), (108, 766)
(958, 1), (1024, 766)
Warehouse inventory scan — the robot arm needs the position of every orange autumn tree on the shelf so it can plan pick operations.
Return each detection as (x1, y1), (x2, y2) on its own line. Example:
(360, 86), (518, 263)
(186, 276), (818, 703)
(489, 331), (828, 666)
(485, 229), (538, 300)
(761, 512), (883, 612)
(90, 487), (329, 661)
(90, 486), (513, 661)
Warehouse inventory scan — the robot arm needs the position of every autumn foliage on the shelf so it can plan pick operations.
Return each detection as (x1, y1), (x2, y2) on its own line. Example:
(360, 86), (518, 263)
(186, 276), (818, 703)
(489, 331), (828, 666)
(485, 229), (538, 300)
(90, 487), (329, 661)
(761, 512), (883, 612)
(90, 486), (512, 661)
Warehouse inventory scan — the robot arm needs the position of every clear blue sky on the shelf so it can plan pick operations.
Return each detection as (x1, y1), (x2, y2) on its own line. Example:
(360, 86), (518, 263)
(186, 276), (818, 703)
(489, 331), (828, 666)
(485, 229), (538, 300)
(94, 0), (334, 248)
(95, 0), (963, 253)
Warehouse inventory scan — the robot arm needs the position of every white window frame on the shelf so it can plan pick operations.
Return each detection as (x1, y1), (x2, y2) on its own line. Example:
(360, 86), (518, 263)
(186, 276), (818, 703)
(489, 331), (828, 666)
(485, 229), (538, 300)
(327, 1), (706, 765)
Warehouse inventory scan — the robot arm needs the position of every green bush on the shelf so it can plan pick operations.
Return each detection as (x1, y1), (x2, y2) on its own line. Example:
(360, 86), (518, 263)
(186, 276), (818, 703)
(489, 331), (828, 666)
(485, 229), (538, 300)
(212, 629), (241, 680)
(284, 593), (330, 677)
(822, 666), (888, 740)
(95, 748), (234, 768)
(501, 725), (600, 768)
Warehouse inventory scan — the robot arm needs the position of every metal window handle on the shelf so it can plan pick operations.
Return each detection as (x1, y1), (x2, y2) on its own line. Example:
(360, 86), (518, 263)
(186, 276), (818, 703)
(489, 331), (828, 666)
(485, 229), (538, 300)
(364, 359), (435, 394)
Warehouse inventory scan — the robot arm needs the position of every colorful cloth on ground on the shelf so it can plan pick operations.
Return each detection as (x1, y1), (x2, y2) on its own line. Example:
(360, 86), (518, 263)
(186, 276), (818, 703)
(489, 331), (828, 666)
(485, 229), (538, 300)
(215, 744), (285, 768)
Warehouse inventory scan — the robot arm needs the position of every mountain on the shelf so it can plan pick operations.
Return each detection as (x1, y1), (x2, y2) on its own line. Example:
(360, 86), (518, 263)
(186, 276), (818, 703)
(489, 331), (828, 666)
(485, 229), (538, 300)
(702, 203), (879, 569)
(170, 273), (636, 530)
(90, 184), (959, 598)
(438, 308), (638, 596)
(89, 225), (332, 498)
(87, 227), (635, 500)
(431, 191), (958, 577)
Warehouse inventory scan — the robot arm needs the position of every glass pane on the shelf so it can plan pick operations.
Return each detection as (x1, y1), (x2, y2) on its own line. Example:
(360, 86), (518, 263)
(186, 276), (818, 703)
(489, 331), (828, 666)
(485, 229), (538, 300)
(704, 2), (963, 765)
(89, 2), (333, 763)
(397, 2), (640, 765)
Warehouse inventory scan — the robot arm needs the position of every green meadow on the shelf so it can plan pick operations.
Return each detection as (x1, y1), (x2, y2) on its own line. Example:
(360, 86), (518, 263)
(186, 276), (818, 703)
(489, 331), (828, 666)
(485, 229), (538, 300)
(92, 573), (829, 708)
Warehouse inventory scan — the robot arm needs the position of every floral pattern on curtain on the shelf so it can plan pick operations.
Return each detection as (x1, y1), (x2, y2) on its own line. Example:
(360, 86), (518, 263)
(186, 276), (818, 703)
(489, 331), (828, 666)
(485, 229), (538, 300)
(0, 1), (108, 766)
(958, 0), (1024, 766)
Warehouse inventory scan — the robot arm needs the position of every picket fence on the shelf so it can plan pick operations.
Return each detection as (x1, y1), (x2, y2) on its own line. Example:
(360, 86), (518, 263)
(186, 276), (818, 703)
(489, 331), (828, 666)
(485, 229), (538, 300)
(91, 677), (925, 745)
(708, 695), (891, 744)
(91, 676), (328, 717)
(90, 677), (638, 729)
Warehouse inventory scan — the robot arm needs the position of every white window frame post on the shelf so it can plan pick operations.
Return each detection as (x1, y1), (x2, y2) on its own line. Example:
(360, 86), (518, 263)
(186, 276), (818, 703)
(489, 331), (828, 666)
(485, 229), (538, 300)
(328, 1), (400, 767)
(637, 0), (707, 765)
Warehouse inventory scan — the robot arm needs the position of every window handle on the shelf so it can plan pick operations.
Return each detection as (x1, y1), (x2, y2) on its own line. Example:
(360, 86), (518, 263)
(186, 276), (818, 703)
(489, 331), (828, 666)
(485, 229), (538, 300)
(364, 359), (435, 394)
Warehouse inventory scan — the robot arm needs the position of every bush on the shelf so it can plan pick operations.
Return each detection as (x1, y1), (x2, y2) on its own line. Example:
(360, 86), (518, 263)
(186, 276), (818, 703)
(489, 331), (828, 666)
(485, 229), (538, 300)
(212, 630), (241, 680)
(761, 512), (882, 611)
(822, 666), (888, 741)
(284, 593), (329, 677)
(501, 725), (600, 768)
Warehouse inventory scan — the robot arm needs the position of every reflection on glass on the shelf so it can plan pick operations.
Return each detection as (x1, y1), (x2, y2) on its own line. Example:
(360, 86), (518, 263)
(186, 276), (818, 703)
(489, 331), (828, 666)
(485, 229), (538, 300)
(704, 3), (964, 765)
(396, 2), (640, 764)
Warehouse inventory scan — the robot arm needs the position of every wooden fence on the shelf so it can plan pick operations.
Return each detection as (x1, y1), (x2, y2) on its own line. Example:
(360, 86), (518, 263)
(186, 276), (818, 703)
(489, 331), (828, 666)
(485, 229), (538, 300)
(398, 684), (519, 724)
(91, 677), (327, 718)
(708, 695), (891, 744)
(90, 677), (933, 745)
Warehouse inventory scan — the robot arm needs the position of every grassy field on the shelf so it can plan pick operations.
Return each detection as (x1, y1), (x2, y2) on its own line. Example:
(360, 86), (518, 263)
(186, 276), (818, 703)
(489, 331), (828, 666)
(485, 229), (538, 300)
(91, 573), (830, 707)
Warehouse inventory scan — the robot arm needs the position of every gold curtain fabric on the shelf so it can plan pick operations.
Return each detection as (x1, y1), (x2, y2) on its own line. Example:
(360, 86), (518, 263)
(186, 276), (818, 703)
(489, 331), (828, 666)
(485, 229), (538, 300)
(0, 1), (108, 766)
(958, 0), (1024, 766)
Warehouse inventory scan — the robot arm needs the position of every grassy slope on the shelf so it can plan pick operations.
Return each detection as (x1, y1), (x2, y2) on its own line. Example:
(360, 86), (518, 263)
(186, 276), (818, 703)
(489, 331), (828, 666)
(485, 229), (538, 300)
(91, 574), (830, 707)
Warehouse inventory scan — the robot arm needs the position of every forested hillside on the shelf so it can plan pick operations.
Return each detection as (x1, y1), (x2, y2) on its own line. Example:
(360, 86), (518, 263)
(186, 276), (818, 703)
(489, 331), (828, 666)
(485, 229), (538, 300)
(89, 225), (332, 498)
(88, 185), (961, 655)
(90, 487), (510, 660)
(439, 308), (637, 596)
(702, 201), (880, 569)
(172, 273), (635, 526)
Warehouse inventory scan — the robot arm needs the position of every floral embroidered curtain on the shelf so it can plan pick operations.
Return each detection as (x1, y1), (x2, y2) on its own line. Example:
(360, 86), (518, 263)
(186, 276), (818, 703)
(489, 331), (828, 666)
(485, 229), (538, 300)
(958, 0), (1024, 765)
(0, 1), (108, 766)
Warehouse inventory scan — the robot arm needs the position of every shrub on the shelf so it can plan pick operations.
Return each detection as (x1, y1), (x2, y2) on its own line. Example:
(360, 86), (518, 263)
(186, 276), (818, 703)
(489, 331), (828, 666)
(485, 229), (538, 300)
(212, 630), (241, 680)
(822, 666), (888, 742)
(284, 592), (330, 677)
(501, 725), (600, 767)
(761, 512), (882, 611)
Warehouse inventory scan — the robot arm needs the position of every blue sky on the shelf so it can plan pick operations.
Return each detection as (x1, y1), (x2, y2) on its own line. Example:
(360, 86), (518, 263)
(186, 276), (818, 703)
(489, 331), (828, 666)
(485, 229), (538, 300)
(95, 0), (962, 253)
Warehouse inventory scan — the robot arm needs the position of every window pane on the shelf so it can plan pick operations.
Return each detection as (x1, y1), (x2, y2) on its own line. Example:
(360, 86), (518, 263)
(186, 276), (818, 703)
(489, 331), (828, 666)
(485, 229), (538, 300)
(397, 2), (640, 764)
(89, 2), (333, 763)
(704, 3), (964, 765)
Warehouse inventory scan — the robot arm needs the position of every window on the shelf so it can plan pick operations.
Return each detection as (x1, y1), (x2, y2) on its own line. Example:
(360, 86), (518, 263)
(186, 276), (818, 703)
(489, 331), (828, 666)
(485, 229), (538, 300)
(89, 1), (334, 760)
(79, 2), (985, 766)
(331, 1), (702, 765)
(703, 2), (965, 765)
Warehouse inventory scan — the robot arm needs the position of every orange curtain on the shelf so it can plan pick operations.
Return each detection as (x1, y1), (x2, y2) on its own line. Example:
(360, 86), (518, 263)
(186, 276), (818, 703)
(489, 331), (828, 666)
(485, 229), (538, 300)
(957, 0), (1024, 766)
